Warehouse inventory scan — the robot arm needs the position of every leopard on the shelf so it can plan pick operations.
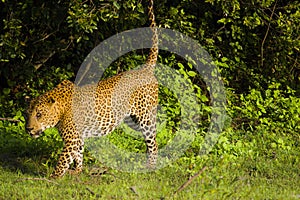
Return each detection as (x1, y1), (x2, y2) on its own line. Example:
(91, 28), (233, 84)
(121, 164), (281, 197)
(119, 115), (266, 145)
(26, 0), (159, 178)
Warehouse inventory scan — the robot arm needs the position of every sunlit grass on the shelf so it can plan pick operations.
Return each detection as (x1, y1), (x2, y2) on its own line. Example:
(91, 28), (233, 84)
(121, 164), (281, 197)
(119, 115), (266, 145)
(1, 152), (299, 199)
(0, 127), (299, 199)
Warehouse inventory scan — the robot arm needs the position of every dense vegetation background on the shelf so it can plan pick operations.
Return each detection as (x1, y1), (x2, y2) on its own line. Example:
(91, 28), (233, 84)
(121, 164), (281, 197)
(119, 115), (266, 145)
(1, 0), (299, 114)
(0, 0), (299, 199)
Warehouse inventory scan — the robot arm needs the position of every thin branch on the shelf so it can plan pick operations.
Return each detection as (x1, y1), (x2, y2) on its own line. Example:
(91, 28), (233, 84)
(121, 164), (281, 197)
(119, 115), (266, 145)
(0, 117), (21, 123)
(15, 177), (59, 185)
(129, 186), (139, 196)
(86, 187), (101, 198)
(60, 40), (73, 51)
(174, 166), (207, 195)
(86, 187), (96, 195)
(261, 0), (277, 67)
(34, 51), (56, 70)
(32, 30), (58, 44)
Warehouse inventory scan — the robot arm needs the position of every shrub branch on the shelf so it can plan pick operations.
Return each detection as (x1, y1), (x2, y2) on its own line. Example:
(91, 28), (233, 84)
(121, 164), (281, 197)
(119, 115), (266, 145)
(174, 166), (207, 195)
(261, 0), (277, 67)
(0, 117), (21, 123)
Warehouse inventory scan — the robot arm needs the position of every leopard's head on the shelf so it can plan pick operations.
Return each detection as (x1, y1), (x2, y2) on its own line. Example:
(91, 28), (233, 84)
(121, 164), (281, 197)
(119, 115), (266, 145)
(25, 95), (60, 138)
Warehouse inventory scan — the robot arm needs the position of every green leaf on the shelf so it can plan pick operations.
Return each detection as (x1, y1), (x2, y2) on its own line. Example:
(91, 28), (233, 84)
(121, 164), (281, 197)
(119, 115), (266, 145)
(3, 88), (10, 95)
(177, 63), (184, 69)
(187, 71), (197, 77)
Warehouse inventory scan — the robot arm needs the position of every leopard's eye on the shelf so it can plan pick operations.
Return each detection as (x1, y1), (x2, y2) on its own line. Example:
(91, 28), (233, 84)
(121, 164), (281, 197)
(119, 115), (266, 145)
(36, 112), (42, 119)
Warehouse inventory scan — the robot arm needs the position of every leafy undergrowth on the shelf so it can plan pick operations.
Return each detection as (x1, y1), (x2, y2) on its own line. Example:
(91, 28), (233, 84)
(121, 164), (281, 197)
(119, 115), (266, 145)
(0, 125), (299, 199)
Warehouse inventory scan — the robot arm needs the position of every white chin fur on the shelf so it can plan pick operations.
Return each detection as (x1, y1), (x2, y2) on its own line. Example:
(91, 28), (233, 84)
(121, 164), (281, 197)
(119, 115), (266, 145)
(32, 134), (40, 139)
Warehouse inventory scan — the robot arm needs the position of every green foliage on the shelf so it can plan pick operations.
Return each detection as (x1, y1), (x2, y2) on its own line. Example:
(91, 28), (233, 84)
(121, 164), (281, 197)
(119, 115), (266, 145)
(1, 0), (299, 115)
(229, 82), (300, 134)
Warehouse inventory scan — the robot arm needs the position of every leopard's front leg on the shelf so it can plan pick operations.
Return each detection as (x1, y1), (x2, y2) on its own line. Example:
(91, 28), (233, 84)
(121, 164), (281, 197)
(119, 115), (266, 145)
(50, 138), (84, 178)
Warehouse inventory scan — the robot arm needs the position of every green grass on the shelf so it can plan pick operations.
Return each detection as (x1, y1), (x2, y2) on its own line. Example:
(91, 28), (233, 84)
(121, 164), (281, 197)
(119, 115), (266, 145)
(0, 126), (299, 199)
(0, 153), (299, 199)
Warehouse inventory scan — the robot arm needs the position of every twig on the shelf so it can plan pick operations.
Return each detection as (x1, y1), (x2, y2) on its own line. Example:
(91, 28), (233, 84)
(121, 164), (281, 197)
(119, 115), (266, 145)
(261, 0), (277, 67)
(86, 187), (101, 198)
(130, 186), (139, 196)
(174, 166), (207, 195)
(32, 30), (58, 44)
(15, 177), (59, 185)
(34, 51), (56, 70)
(86, 187), (96, 195)
(0, 117), (21, 123)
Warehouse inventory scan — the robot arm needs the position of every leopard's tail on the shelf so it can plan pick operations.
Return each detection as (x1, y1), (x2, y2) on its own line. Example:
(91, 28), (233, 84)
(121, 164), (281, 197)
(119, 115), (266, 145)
(144, 0), (158, 70)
